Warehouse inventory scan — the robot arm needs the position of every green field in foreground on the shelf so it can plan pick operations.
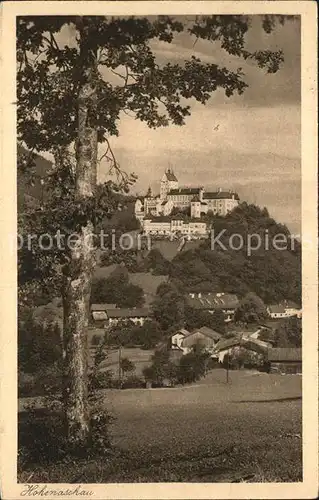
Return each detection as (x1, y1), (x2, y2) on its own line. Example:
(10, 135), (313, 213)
(18, 370), (302, 483)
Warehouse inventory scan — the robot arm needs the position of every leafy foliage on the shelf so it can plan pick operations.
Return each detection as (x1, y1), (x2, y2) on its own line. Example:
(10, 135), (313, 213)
(234, 292), (269, 323)
(120, 357), (135, 375)
(142, 349), (178, 386)
(18, 310), (62, 373)
(91, 266), (145, 307)
(152, 283), (185, 331)
(184, 306), (226, 333)
(177, 349), (210, 384)
(274, 316), (302, 348)
(108, 319), (163, 349)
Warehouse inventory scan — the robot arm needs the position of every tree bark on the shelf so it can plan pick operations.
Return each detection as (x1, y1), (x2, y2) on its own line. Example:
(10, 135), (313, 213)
(61, 18), (98, 448)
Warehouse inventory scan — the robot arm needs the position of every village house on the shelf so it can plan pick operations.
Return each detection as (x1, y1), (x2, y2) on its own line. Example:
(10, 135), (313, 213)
(267, 348), (302, 374)
(213, 336), (242, 363)
(170, 328), (191, 350)
(186, 292), (240, 322)
(267, 301), (302, 319)
(90, 304), (151, 326)
(170, 326), (222, 355)
(214, 332), (270, 363)
(91, 303), (116, 322)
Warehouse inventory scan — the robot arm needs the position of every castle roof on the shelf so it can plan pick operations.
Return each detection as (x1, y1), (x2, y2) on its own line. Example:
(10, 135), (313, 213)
(165, 169), (178, 182)
(203, 191), (240, 200)
(168, 187), (201, 196)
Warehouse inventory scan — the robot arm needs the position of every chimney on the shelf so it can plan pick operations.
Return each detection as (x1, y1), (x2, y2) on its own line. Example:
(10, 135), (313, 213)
(198, 292), (202, 299)
(218, 187), (222, 193)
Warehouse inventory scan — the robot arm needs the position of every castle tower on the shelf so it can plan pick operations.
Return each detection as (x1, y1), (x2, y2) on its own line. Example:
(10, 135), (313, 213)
(160, 168), (178, 200)
(191, 195), (201, 218)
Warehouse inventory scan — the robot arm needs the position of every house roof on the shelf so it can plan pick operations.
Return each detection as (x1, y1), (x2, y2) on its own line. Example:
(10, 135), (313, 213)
(168, 187), (201, 196)
(214, 336), (242, 352)
(267, 348), (302, 362)
(258, 320), (283, 330)
(186, 293), (239, 310)
(105, 308), (151, 319)
(242, 338), (269, 354)
(189, 326), (222, 341)
(165, 169), (178, 182)
(91, 303), (116, 311)
(203, 191), (240, 200)
(171, 328), (190, 337)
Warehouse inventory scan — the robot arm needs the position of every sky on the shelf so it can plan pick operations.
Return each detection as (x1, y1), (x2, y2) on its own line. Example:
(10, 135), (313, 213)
(54, 16), (301, 234)
(97, 15), (301, 235)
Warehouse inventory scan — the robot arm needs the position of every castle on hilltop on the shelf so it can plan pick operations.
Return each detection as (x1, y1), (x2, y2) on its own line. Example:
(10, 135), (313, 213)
(134, 169), (240, 224)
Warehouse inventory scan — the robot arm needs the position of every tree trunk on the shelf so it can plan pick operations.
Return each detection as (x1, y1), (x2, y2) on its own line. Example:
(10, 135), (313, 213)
(62, 19), (98, 448)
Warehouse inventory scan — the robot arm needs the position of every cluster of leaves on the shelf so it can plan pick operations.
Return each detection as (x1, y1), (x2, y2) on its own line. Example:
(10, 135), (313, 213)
(223, 347), (265, 371)
(17, 15), (290, 156)
(273, 316), (302, 348)
(185, 306), (226, 333)
(19, 340), (115, 467)
(90, 265), (145, 308)
(17, 146), (137, 306)
(100, 247), (148, 271)
(107, 319), (163, 349)
(142, 346), (209, 386)
(234, 292), (269, 323)
(18, 308), (62, 374)
(152, 282), (185, 331)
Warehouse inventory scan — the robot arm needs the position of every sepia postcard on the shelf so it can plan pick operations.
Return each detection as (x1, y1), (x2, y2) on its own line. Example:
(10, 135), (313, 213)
(0, 1), (318, 499)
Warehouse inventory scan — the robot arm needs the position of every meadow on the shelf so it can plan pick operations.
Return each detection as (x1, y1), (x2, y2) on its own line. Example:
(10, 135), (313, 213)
(18, 369), (302, 483)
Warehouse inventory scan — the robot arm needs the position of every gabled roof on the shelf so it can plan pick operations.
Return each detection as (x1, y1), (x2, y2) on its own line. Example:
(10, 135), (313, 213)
(203, 191), (240, 200)
(242, 338), (269, 354)
(191, 195), (201, 202)
(214, 336), (242, 352)
(91, 303), (116, 311)
(105, 308), (151, 318)
(186, 292), (239, 310)
(171, 328), (190, 338)
(189, 326), (222, 341)
(267, 348), (302, 362)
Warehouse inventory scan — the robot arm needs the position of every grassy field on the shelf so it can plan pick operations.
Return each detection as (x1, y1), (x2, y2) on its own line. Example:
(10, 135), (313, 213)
(18, 370), (302, 483)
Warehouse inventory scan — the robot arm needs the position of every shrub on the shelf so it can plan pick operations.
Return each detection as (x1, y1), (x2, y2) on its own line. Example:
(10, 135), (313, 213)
(91, 334), (102, 346)
(121, 375), (145, 389)
(177, 350), (209, 384)
(19, 402), (114, 467)
(18, 365), (62, 398)
(142, 350), (178, 387)
(18, 312), (62, 374)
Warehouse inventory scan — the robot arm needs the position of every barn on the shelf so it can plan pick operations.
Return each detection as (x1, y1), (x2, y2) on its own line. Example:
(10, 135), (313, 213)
(267, 348), (302, 374)
(181, 326), (222, 351)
